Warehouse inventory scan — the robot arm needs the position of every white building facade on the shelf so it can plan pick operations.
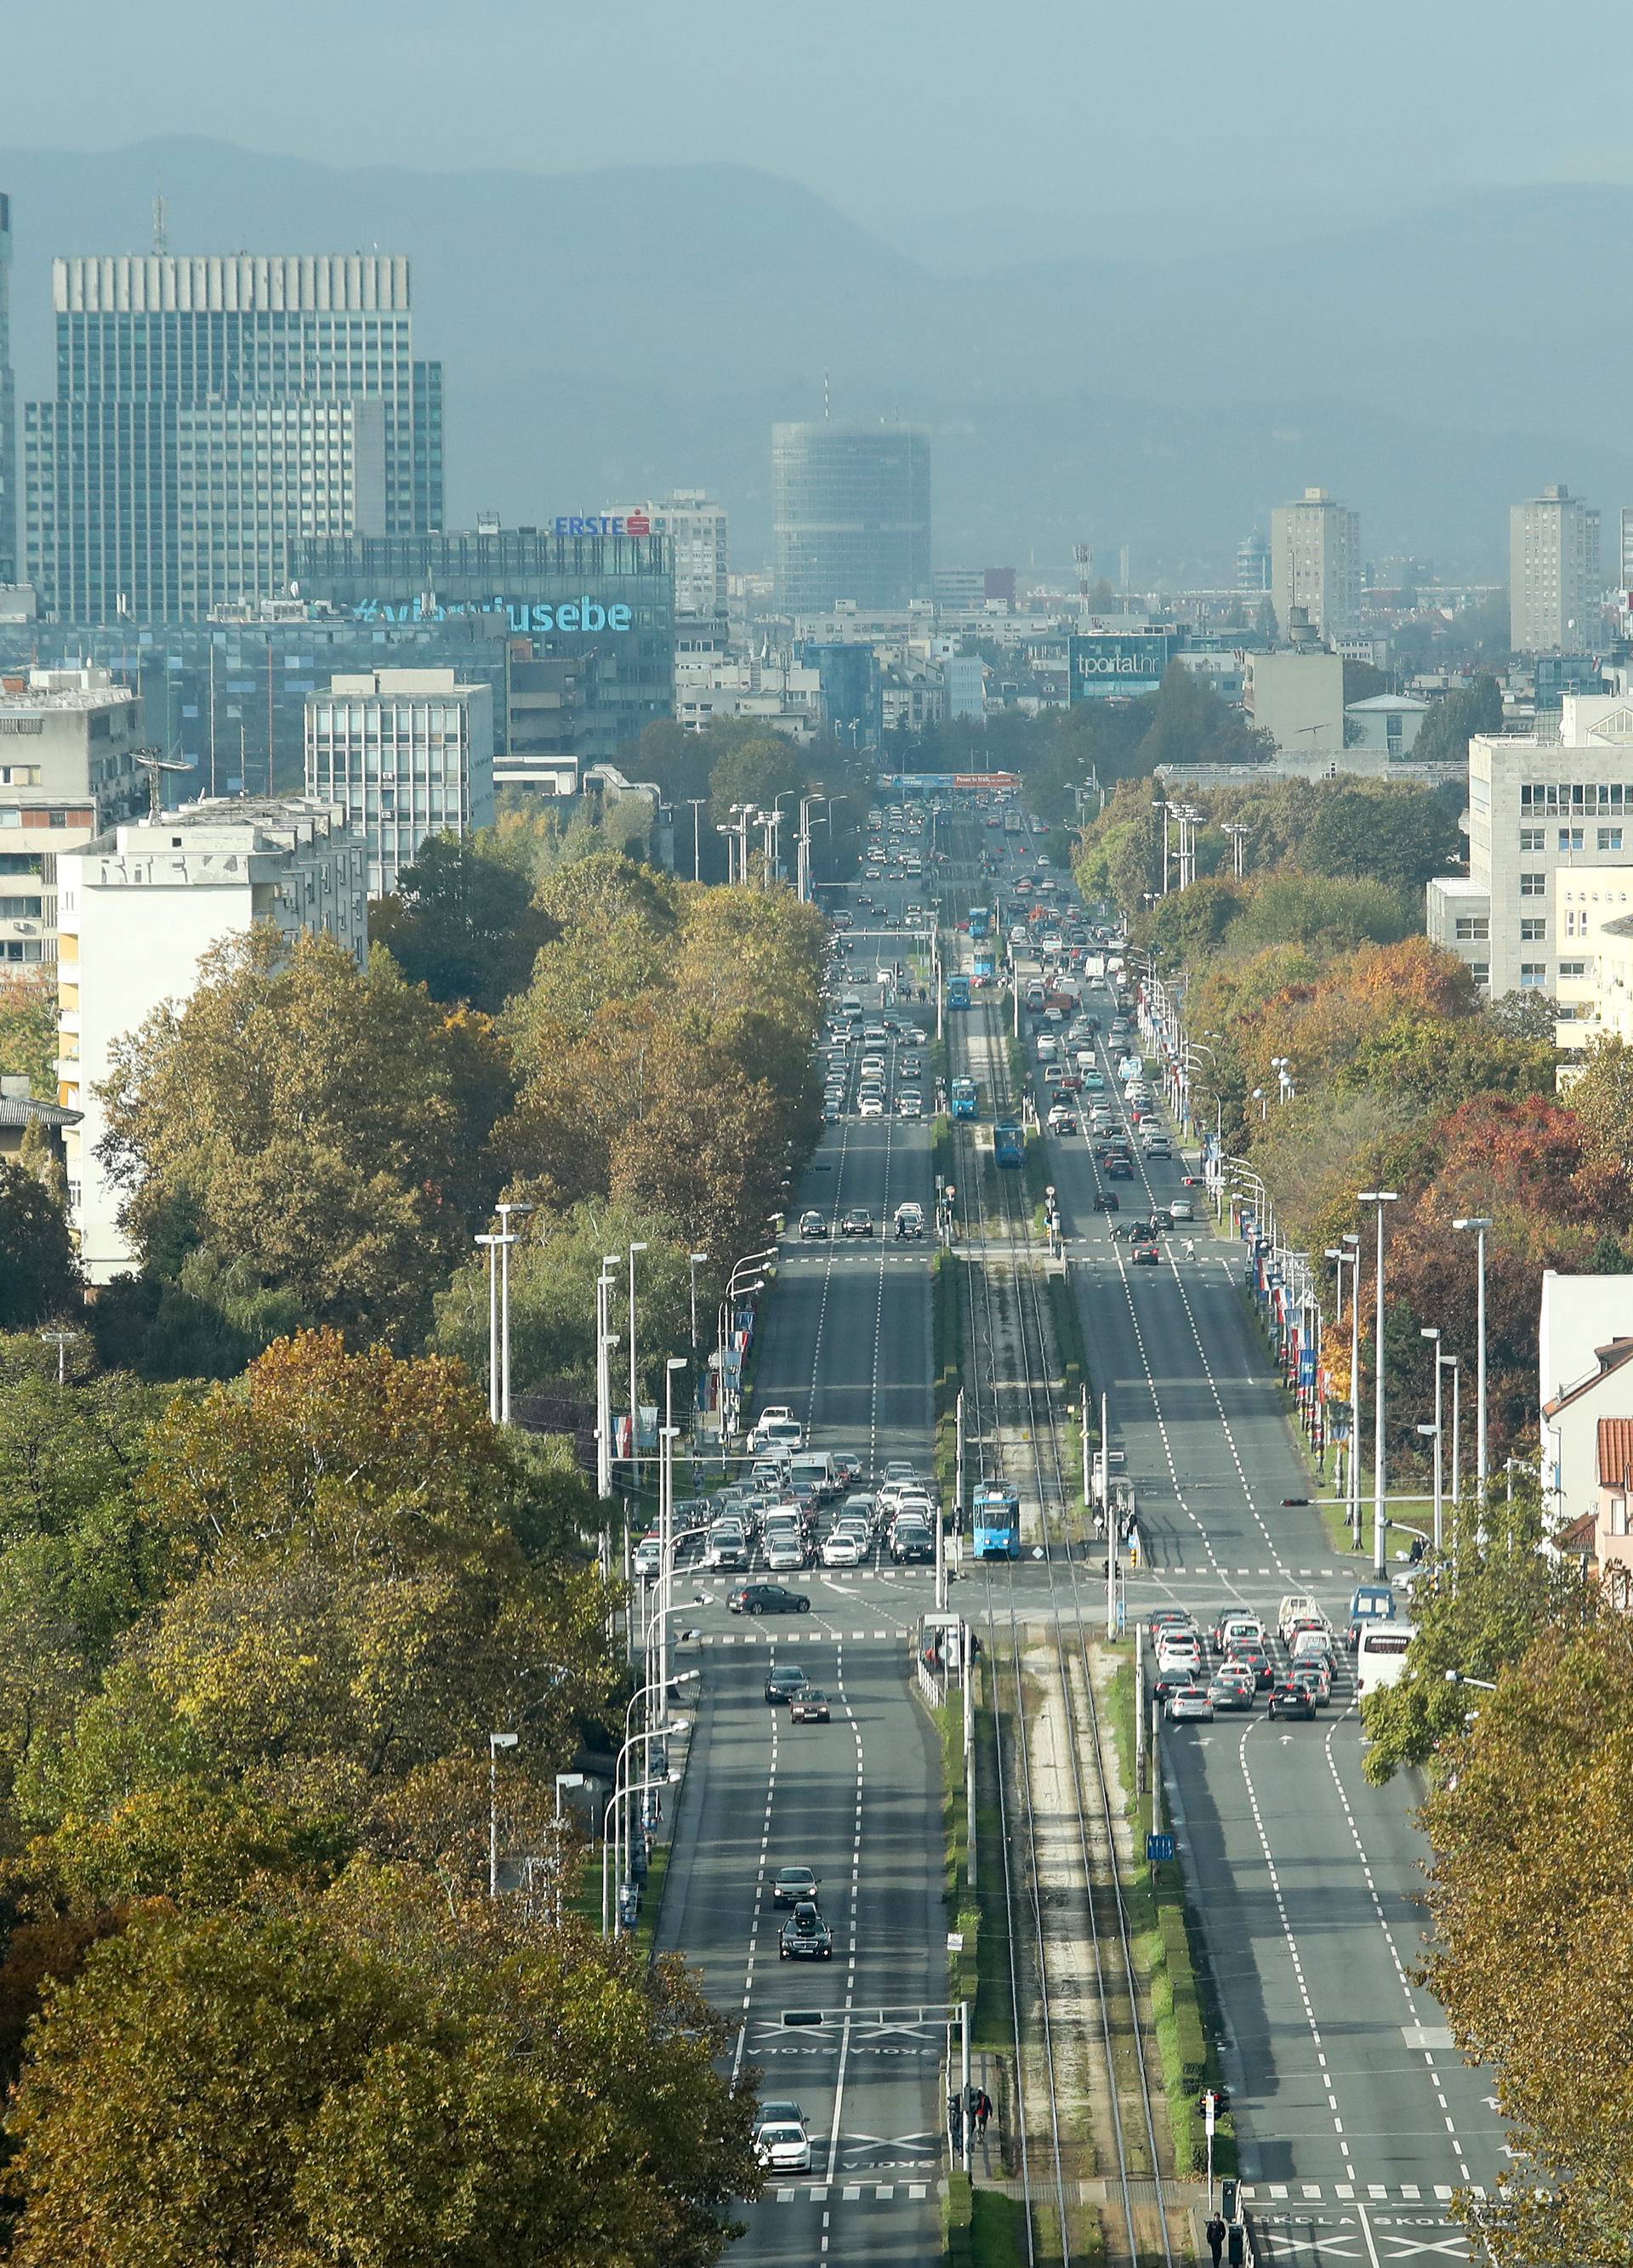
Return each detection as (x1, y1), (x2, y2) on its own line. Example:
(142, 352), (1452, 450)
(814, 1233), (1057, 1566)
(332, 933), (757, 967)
(606, 491), (727, 617)
(0, 665), (147, 969)
(304, 668), (494, 897)
(1270, 488), (1361, 639)
(1510, 484), (1601, 655)
(1427, 696), (1633, 998)
(56, 797), (366, 1282)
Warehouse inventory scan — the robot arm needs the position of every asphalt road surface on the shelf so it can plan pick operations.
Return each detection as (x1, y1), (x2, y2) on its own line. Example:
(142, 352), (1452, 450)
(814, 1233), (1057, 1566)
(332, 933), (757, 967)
(657, 863), (947, 2268)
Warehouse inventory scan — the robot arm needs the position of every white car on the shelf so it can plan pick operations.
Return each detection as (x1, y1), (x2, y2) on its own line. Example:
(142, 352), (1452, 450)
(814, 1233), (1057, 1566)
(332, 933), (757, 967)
(765, 1534), (807, 1572)
(756, 2122), (813, 2173)
(1169, 1198), (1194, 1221)
(632, 1535), (661, 1578)
(896, 1093), (923, 1118)
(859, 1095), (885, 1118)
(822, 1530), (866, 1567)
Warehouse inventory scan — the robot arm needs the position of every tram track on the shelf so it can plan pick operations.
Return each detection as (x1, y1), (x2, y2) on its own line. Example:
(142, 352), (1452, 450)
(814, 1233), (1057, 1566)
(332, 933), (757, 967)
(944, 825), (1175, 2268)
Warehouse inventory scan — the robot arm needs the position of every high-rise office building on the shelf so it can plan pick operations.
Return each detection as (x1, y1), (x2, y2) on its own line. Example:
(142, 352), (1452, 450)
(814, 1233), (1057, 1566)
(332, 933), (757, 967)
(0, 196), (15, 586)
(771, 423), (931, 615)
(26, 254), (444, 623)
(304, 667), (494, 897)
(1270, 487), (1361, 640)
(1510, 485), (1602, 654)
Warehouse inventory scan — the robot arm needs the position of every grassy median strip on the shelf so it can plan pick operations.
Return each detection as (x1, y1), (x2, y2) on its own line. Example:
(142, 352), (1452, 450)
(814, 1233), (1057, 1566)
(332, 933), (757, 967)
(1104, 1657), (1235, 2186)
(932, 1246), (965, 1507)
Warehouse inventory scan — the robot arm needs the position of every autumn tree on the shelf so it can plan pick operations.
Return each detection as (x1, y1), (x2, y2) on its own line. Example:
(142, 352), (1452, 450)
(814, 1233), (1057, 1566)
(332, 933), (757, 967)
(98, 931), (512, 1350)
(4, 1884), (761, 2267)
(1418, 1617), (1633, 2263)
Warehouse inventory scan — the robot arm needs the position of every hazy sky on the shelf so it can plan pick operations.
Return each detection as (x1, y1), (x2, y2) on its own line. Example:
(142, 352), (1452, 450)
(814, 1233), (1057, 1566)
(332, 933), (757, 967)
(10, 0), (1627, 244)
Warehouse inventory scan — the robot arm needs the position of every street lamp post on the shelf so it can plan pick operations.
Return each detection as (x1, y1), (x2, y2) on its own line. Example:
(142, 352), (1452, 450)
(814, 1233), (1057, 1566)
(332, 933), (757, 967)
(1453, 1216), (1493, 1501)
(627, 1242), (648, 1486)
(473, 1230), (515, 1424)
(688, 1251), (710, 1353)
(488, 1730), (519, 1898)
(495, 1201), (535, 1426)
(1358, 1191), (1399, 1577)
(595, 1260), (621, 1502)
(1421, 1327), (1445, 1555)
(1416, 1422), (1442, 1556)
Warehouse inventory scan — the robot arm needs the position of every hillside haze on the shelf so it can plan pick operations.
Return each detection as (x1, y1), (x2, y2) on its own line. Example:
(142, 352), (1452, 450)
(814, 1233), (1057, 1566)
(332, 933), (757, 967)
(3, 135), (1631, 577)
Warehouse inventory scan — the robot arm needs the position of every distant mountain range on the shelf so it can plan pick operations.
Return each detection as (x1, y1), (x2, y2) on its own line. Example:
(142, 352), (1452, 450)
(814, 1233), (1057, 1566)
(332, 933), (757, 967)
(3, 136), (1632, 581)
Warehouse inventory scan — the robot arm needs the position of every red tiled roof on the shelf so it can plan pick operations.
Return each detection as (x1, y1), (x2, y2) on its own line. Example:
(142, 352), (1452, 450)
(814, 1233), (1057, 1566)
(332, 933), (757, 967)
(1597, 1417), (1633, 1490)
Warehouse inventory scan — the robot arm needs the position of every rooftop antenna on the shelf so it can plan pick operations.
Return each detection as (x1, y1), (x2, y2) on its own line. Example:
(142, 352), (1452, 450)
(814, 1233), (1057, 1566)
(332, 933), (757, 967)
(152, 191), (168, 257)
(135, 748), (189, 820)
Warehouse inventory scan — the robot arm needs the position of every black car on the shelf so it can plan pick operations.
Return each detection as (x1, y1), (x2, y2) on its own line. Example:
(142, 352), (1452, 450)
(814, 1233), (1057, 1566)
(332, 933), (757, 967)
(840, 1208), (873, 1238)
(779, 1901), (834, 1960)
(1132, 1242), (1159, 1265)
(1093, 1191), (1120, 1212)
(764, 1665), (811, 1704)
(1105, 1156), (1135, 1180)
(732, 1584), (812, 1617)
(1267, 1681), (1315, 1721)
(798, 1210), (828, 1240)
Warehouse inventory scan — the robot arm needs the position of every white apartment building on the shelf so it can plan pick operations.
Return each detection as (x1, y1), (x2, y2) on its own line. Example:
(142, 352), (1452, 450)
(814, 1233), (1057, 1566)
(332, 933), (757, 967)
(1510, 485), (1601, 654)
(0, 666), (146, 969)
(56, 796), (365, 1282)
(1427, 695), (1633, 998)
(304, 668), (494, 897)
(606, 491), (728, 617)
(1551, 870), (1633, 1052)
(1270, 488), (1361, 639)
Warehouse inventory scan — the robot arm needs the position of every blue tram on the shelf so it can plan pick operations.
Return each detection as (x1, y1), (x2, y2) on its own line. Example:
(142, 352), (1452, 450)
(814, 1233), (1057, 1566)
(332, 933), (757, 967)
(973, 1481), (1021, 1560)
(993, 1117), (1026, 1167)
(951, 1077), (978, 1121)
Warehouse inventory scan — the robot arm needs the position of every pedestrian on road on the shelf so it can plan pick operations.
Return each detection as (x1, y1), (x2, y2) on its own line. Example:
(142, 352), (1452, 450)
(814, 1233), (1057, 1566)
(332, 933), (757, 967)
(1204, 2212), (1226, 2266)
(947, 2092), (963, 2153)
(1185, 1238), (1195, 1261)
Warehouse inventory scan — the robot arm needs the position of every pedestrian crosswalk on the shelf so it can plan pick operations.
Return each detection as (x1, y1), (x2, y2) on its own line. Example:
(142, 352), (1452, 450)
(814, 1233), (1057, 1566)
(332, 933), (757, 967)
(1243, 2181), (1484, 2203)
(767, 2181), (937, 2206)
(697, 1629), (899, 1646)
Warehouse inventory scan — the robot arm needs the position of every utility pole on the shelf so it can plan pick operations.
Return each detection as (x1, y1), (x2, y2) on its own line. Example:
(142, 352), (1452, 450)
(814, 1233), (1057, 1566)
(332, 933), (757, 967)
(1360, 1191), (1398, 1577)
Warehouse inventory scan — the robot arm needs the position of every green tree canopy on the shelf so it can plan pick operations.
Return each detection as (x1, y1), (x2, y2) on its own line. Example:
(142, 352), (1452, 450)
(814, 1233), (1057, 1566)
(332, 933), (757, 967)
(370, 835), (557, 1013)
(0, 1162), (78, 1333)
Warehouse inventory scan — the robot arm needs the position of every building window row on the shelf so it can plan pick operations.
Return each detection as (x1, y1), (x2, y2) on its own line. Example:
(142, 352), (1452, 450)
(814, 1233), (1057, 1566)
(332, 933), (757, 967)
(1522, 782), (1633, 813)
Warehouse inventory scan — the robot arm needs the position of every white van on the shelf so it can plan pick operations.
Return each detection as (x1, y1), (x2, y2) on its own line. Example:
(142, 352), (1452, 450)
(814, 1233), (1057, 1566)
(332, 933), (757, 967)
(1277, 1593), (1321, 1643)
(1290, 1625), (1335, 1664)
(790, 1450), (838, 1499)
(749, 1414), (804, 1454)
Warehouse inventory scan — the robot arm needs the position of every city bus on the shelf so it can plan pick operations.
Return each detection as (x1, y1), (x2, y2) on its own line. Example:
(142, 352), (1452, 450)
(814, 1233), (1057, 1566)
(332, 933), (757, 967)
(1354, 1620), (1416, 1697)
(973, 1481), (1021, 1560)
(951, 1077), (978, 1121)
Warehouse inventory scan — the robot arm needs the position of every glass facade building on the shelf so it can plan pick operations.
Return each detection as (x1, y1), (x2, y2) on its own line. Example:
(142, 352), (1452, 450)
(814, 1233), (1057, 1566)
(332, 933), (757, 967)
(25, 255), (443, 623)
(289, 526), (675, 762)
(772, 423), (931, 615)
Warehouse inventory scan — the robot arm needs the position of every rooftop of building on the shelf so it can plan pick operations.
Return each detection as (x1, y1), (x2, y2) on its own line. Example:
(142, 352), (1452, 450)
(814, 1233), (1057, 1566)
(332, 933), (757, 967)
(73, 794), (356, 867)
(1428, 874), (1489, 899)
(1344, 694), (1431, 713)
(1598, 1416), (1633, 1491)
(323, 669), (483, 699)
(0, 667), (135, 713)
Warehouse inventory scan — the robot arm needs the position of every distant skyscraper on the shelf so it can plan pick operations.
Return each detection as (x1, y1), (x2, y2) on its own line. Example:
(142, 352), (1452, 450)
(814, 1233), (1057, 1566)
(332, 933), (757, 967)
(26, 254), (444, 623)
(1236, 528), (1270, 594)
(1270, 488), (1361, 640)
(0, 195), (14, 586)
(1509, 485), (1601, 654)
(1620, 507), (1633, 593)
(772, 423), (930, 614)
